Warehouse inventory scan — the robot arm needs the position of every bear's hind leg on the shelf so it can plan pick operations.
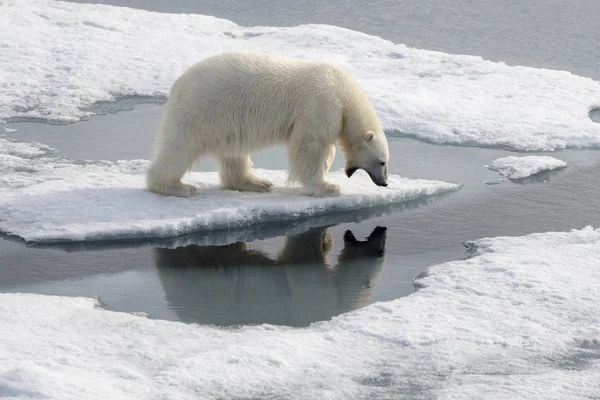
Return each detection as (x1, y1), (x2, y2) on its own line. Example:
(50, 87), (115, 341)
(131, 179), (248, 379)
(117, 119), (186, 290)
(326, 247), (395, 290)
(288, 141), (341, 197)
(218, 155), (273, 192)
(323, 144), (336, 174)
(146, 134), (201, 198)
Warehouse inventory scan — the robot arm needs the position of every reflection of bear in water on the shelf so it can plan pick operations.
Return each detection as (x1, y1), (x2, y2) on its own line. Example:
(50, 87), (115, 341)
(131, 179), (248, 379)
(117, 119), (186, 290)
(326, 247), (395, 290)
(154, 225), (387, 327)
(337, 226), (387, 291)
(339, 226), (387, 261)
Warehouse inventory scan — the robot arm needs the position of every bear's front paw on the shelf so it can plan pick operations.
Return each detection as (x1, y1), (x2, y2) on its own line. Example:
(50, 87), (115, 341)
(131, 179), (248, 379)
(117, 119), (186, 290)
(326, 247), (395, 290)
(302, 182), (341, 197)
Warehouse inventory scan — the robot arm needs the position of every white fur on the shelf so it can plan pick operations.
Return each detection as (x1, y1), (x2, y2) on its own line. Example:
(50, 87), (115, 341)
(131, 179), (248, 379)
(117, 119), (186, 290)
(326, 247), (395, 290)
(146, 51), (390, 197)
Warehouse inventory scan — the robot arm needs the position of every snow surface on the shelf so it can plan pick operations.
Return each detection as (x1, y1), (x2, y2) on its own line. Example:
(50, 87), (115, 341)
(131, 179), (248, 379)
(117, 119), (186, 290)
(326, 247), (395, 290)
(485, 155), (568, 180)
(0, 139), (460, 243)
(2, 227), (600, 399)
(2, 0), (600, 151)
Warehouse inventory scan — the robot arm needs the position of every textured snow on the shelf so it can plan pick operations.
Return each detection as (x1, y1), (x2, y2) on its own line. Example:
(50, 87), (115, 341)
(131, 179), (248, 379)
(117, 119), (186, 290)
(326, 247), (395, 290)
(0, 138), (460, 243)
(485, 155), (568, 179)
(2, 227), (600, 399)
(1, 0), (600, 151)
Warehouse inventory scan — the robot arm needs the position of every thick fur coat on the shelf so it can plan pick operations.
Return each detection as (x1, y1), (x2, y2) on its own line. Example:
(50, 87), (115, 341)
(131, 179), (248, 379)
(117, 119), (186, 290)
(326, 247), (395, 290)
(146, 52), (389, 197)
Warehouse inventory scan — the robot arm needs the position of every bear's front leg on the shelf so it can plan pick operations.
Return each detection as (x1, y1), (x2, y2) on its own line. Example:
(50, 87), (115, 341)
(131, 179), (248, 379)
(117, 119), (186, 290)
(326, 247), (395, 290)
(288, 141), (341, 198)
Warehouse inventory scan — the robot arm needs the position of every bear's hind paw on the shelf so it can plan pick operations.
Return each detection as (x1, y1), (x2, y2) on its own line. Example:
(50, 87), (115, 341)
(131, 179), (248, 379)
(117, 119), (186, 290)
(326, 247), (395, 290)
(150, 183), (198, 198)
(178, 184), (199, 197)
(224, 177), (273, 193)
(301, 182), (341, 197)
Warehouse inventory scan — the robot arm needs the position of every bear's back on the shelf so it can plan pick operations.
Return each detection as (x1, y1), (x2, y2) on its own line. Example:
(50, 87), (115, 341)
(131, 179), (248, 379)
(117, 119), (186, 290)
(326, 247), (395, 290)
(166, 52), (351, 149)
(173, 52), (347, 107)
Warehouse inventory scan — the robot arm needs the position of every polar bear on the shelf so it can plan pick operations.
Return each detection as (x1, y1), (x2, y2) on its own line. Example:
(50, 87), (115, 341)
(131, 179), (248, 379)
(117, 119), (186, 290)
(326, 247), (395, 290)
(145, 51), (390, 198)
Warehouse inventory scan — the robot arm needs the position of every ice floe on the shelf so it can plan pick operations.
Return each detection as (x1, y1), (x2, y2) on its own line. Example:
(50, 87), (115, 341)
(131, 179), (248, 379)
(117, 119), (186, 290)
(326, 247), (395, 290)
(0, 139), (460, 243)
(485, 155), (567, 180)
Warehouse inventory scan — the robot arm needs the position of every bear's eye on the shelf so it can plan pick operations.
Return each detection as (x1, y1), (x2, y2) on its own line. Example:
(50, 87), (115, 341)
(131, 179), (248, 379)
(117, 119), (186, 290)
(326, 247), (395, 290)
(380, 162), (386, 166)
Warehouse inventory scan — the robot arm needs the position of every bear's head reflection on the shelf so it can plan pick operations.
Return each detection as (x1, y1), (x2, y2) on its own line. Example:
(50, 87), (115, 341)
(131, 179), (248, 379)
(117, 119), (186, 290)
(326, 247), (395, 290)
(154, 225), (387, 327)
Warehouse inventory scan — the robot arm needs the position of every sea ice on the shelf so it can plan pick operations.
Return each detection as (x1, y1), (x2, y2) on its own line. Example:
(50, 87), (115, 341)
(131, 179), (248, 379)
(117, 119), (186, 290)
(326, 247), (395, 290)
(0, 138), (460, 243)
(485, 155), (568, 180)
(1, 0), (600, 151)
(1, 226), (599, 399)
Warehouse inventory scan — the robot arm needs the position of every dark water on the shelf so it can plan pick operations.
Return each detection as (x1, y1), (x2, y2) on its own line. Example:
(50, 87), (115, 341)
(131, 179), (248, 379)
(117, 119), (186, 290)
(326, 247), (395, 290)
(2, 0), (600, 327)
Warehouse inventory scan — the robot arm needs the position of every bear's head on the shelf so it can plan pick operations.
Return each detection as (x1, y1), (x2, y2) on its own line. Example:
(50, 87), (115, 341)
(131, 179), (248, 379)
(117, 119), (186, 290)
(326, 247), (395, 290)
(342, 130), (389, 187)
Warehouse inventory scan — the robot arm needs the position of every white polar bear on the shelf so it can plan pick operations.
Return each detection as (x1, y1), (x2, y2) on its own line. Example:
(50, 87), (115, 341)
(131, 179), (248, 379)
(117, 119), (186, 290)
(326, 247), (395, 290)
(145, 51), (390, 198)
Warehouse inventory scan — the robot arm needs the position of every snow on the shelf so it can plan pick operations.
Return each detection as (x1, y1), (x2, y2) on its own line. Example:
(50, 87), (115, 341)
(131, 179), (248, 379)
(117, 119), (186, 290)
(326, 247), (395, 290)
(0, 138), (460, 243)
(2, 226), (600, 399)
(485, 155), (568, 180)
(1, 0), (600, 151)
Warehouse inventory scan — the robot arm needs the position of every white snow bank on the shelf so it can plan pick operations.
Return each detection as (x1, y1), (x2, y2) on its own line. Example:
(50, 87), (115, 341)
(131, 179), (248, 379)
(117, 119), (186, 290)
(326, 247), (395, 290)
(0, 138), (459, 243)
(2, 227), (600, 399)
(485, 155), (568, 179)
(2, 0), (600, 151)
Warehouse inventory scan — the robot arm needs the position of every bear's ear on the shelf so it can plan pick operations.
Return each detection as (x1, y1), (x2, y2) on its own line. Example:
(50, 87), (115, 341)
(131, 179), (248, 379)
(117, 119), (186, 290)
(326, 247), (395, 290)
(365, 131), (375, 142)
(344, 230), (357, 243)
